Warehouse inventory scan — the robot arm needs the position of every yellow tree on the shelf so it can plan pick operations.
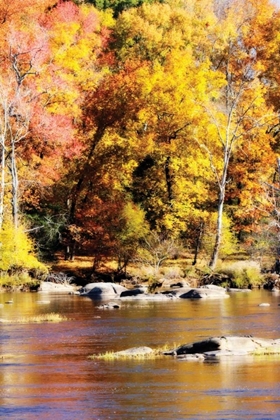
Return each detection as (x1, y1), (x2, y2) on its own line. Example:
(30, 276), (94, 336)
(112, 1), (222, 244)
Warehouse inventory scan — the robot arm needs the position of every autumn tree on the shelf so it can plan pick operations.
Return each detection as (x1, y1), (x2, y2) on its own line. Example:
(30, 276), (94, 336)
(1, 0), (278, 272)
(83, 0), (155, 17)
(0, 0), (63, 271)
(237, 3), (280, 260)
(0, 0), (104, 269)
(20, 1), (106, 253)
(59, 57), (155, 261)
(57, 0), (280, 268)
(197, 0), (278, 268)
(110, 1), (221, 245)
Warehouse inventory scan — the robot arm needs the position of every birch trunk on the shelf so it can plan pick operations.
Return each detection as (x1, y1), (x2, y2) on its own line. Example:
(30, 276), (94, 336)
(0, 136), (5, 229)
(11, 140), (19, 229)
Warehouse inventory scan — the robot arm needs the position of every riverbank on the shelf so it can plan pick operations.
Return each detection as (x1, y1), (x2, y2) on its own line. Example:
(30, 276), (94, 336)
(0, 253), (279, 293)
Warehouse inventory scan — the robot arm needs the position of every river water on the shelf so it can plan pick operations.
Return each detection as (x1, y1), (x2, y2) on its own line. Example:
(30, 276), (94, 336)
(0, 289), (279, 419)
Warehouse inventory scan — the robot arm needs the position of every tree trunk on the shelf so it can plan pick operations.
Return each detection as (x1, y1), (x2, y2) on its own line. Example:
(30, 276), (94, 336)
(164, 156), (173, 202)
(10, 140), (19, 229)
(192, 220), (204, 266)
(209, 151), (229, 270)
(0, 137), (5, 229)
(69, 125), (106, 223)
(209, 192), (225, 269)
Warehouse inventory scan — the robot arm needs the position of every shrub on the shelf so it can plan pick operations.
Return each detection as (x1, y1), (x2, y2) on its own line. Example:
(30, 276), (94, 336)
(135, 232), (180, 274)
(0, 221), (47, 273)
(216, 261), (264, 288)
(0, 271), (40, 288)
(160, 266), (184, 279)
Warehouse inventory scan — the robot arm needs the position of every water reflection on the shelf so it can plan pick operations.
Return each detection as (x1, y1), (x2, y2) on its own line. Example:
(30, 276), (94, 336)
(0, 289), (279, 419)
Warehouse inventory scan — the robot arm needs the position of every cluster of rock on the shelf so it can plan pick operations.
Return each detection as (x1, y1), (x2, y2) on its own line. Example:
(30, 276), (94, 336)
(78, 282), (230, 301)
(94, 336), (280, 361)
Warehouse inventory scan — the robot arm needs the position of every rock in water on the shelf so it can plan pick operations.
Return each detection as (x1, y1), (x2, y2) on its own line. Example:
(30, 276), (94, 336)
(164, 336), (280, 359)
(79, 282), (127, 299)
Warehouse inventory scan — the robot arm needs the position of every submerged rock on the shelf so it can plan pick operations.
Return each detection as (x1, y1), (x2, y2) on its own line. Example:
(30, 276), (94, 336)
(227, 288), (251, 293)
(97, 302), (120, 309)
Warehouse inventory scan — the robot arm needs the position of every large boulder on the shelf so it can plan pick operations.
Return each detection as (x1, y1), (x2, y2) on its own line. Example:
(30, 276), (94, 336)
(79, 282), (128, 299)
(164, 336), (280, 359)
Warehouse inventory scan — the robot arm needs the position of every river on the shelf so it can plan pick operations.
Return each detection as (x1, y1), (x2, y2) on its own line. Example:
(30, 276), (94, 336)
(0, 288), (279, 419)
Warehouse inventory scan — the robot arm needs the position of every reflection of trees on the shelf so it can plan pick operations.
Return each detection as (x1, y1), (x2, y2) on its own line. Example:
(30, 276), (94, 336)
(0, 293), (279, 418)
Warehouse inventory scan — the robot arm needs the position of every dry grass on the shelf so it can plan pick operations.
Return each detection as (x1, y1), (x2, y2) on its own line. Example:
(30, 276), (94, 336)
(89, 343), (178, 360)
(0, 313), (68, 324)
(89, 351), (158, 360)
(51, 254), (94, 272)
(51, 253), (195, 276)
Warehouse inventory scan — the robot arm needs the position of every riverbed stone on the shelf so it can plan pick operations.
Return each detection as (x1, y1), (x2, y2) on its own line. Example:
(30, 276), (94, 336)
(97, 302), (120, 309)
(120, 292), (175, 301)
(161, 287), (191, 297)
(179, 286), (229, 299)
(79, 282), (128, 299)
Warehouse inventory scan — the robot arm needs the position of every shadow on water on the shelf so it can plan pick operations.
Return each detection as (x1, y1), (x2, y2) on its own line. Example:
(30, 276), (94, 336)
(0, 289), (279, 419)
